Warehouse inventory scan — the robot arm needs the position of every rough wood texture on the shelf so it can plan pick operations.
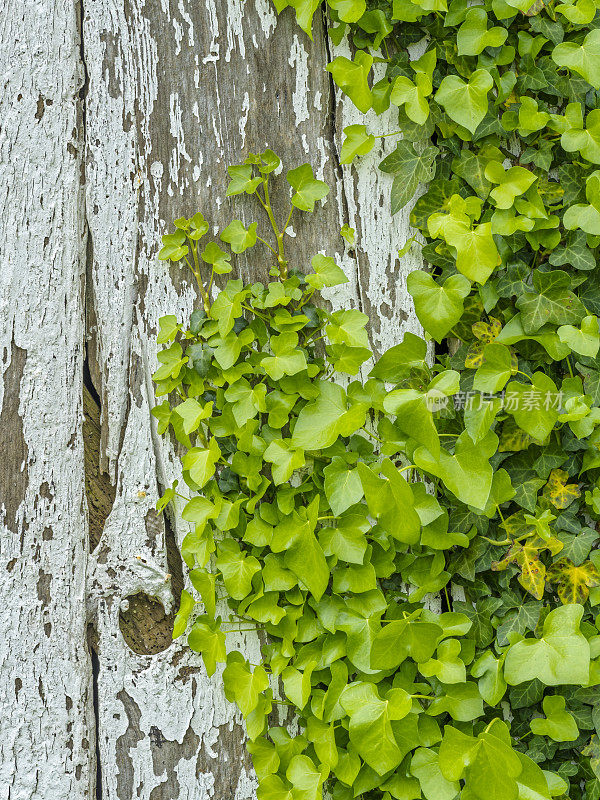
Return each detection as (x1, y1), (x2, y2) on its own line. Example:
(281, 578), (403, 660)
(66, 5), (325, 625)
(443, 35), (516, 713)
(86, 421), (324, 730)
(1, 0), (422, 797)
(0, 1), (94, 798)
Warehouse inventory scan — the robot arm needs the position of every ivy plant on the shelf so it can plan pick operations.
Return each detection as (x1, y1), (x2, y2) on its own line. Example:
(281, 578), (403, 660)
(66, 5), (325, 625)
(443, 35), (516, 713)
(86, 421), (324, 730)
(153, 139), (600, 800)
(266, 0), (600, 796)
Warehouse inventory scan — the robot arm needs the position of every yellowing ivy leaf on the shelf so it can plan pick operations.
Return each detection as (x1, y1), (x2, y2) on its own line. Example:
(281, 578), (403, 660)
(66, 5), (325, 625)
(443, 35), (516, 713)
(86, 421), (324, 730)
(492, 541), (546, 600)
(544, 468), (582, 509)
(472, 317), (502, 342)
(547, 557), (600, 604)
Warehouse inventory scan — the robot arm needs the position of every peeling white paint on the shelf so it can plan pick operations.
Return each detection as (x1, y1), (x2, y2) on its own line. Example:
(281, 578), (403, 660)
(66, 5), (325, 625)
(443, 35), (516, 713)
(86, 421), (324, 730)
(289, 35), (310, 125)
(239, 92), (250, 149)
(0, 1), (93, 798)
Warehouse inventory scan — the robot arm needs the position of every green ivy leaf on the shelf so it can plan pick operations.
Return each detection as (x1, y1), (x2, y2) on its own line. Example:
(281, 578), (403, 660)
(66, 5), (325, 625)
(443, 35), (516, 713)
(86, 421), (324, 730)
(188, 618), (226, 676)
(457, 8), (508, 56)
(340, 683), (412, 774)
(305, 254), (348, 290)
(326, 51), (374, 113)
(173, 589), (195, 639)
(439, 720), (523, 800)
(220, 220), (258, 253)
(435, 69), (493, 134)
(558, 315), (600, 357)
(340, 124), (376, 164)
(516, 270), (586, 334)
(504, 373), (560, 441)
(407, 271), (471, 342)
(414, 430), (497, 511)
(323, 456), (364, 516)
(287, 164), (330, 211)
(410, 747), (460, 800)
(552, 28), (600, 89)
(216, 539), (261, 600)
(226, 164), (262, 196)
(530, 695), (580, 741)
(201, 241), (232, 274)
(390, 73), (432, 124)
(379, 141), (439, 214)
(504, 603), (590, 685)
(223, 652), (270, 716)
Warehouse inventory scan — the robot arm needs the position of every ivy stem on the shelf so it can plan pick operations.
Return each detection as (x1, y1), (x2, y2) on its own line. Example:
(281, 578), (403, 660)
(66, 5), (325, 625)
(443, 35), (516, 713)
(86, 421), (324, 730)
(398, 464), (416, 473)
(481, 536), (511, 546)
(566, 356), (574, 379)
(184, 251), (211, 313)
(263, 179), (289, 279)
(515, 370), (533, 383)
(256, 235), (279, 256)
(361, 426), (384, 444)
(444, 583), (451, 610)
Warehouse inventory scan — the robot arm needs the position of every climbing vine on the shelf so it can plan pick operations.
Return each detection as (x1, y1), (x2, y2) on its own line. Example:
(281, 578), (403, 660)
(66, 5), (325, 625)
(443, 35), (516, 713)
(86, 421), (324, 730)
(153, 0), (600, 794)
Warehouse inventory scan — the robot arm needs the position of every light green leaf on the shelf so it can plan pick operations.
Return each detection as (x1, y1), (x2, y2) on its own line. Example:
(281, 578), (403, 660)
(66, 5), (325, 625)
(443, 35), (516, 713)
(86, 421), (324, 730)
(182, 438), (221, 488)
(201, 241), (232, 274)
(328, 0), (367, 21)
(173, 589), (195, 639)
(340, 124), (375, 164)
(371, 617), (442, 670)
(173, 398), (211, 434)
(223, 652), (270, 716)
(435, 69), (493, 134)
(485, 162), (537, 210)
(407, 271), (471, 342)
(326, 51), (373, 113)
(530, 695), (579, 741)
(390, 73), (432, 125)
(340, 683), (412, 774)
(561, 106), (600, 165)
(410, 747), (460, 800)
(504, 604), (590, 685)
(473, 343), (514, 393)
(264, 439), (305, 485)
(286, 754), (327, 800)
(188, 619), (226, 676)
(306, 254), (348, 290)
(552, 28), (600, 89)
(439, 720), (522, 800)
(358, 459), (421, 543)
(292, 381), (362, 450)
(323, 456), (364, 515)
(383, 388), (440, 458)
(226, 164), (262, 196)
(471, 650), (507, 706)
(414, 430), (497, 511)
(558, 315), (600, 357)
(370, 331), (427, 382)
(220, 220), (257, 253)
(457, 8), (508, 56)
(286, 163), (330, 211)
(504, 373), (559, 441)
(326, 309), (369, 349)
(216, 539), (261, 600)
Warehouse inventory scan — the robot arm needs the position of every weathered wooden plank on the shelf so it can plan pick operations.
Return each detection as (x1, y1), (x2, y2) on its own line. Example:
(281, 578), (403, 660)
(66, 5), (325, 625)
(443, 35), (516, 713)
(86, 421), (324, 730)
(83, 2), (423, 798)
(0, 1), (93, 798)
